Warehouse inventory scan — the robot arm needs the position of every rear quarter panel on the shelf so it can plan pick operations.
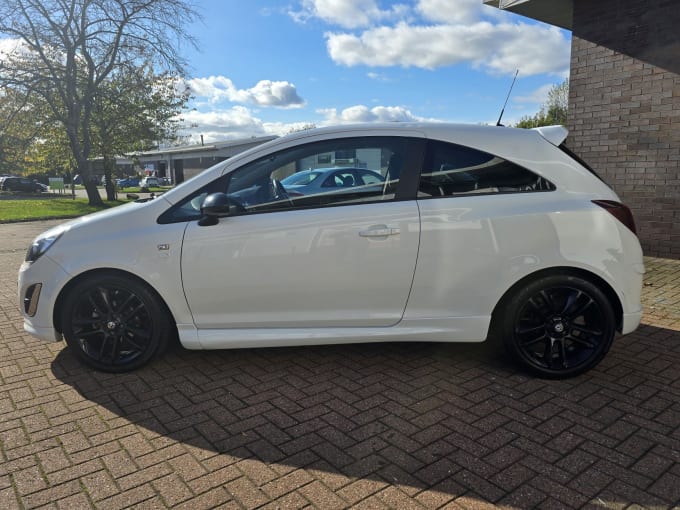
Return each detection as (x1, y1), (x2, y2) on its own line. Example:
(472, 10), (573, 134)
(405, 191), (643, 336)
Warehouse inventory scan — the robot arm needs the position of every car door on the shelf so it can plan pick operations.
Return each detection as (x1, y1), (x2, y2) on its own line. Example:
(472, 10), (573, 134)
(180, 135), (425, 330)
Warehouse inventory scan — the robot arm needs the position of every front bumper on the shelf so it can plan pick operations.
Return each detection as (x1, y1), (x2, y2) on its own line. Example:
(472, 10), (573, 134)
(18, 256), (71, 343)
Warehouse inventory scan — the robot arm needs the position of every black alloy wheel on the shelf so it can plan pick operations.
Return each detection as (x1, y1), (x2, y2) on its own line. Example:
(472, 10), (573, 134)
(61, 273), (171, 372)
(502, 275), (616, 378)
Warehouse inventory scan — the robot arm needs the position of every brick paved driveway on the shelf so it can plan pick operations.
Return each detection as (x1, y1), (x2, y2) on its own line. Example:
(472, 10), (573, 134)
(1, 220), (679, 509)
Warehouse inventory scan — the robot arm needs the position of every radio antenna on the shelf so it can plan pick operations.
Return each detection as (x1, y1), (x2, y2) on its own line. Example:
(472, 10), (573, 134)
(496, 69), (519, 127)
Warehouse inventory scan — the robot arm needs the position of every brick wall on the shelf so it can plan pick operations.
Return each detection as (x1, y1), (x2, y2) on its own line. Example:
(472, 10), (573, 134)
(568, 1), (680, 258)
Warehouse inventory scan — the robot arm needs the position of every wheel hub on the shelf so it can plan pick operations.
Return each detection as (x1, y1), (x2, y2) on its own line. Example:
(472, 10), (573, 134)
(548, 317), (568, 337)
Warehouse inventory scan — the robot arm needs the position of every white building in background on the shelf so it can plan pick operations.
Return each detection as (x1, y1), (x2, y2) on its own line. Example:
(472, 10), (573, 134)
(131, 136), (277, 184)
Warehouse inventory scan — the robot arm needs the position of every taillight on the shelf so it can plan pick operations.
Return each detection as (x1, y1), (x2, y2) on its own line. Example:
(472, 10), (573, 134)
(592, 200), (637, 235)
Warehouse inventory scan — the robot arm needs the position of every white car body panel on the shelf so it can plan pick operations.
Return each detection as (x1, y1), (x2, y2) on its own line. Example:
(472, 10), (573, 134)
(409, 194), (644, 336)
(181, 202), (420, 330)
(19, 199), (196, 339)
(17, 123), (644, 370)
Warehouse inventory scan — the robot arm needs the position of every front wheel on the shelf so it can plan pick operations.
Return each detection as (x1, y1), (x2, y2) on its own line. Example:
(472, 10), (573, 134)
(60, 273), (171, 372)
(499, 275), (616, 379)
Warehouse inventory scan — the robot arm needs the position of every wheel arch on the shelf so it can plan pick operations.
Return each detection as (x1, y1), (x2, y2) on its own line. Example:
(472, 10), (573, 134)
(53, 268), (178, 336)
(490, 266), (624, 335)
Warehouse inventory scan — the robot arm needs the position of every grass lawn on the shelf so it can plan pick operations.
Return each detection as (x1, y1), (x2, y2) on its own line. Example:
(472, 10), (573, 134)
(117, 186), (166, 193)
(0, 197), (129, 223)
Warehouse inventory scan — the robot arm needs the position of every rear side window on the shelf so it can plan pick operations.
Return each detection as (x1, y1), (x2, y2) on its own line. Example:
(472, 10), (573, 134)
(418, 140), (555, 197)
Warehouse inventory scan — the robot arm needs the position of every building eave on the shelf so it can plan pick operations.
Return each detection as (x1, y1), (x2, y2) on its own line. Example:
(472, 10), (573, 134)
(483, 0), (573, 31)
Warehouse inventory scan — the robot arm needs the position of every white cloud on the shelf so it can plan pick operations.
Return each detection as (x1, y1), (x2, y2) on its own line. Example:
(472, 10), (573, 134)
(514, 83), (554, 105)
(188, 76), (305, 109)
(178, 102), (438, 142)
(289, 0), (409, 29)
(367, 71), (390, 81)
(317, 104), (424, 124)
(0, 38), (28, 62)
(326, 21), (569, 76)
(179, 106), (324, 142)
(289, 0), (570, 77)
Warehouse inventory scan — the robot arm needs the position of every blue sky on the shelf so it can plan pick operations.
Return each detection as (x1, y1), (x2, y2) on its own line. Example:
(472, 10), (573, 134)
(0, 0), (570, 143)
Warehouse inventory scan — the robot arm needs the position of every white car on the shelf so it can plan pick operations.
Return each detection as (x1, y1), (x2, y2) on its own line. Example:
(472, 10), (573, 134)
(18, 123), (644, 378)
(140, 176), (160, 188)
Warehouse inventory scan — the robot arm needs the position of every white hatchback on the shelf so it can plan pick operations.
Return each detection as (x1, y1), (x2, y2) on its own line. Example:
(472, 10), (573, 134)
(18, 123), (644, 378)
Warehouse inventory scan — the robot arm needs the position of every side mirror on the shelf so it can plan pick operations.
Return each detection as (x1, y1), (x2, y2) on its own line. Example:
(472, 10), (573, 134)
(198, 192), (239, 226)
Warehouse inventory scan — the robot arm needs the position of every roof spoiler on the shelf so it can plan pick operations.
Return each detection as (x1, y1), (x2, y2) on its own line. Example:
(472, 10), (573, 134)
(532, 125), (568, 147)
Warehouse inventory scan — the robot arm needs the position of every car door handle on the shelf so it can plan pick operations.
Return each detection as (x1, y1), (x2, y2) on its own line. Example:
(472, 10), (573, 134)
(359, 225), (400, 238)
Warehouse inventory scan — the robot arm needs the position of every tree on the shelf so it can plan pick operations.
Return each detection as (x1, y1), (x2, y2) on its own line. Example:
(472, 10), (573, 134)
(0, 0), (198, 205)
(92, 65), (190, 200)
(287, 123), (317, 134)
(516, 79), (569, 129)
(0, 87), (51, 174)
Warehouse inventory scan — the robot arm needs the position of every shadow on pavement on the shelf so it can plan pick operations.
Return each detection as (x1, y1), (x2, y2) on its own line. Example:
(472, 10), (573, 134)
(51, 328), (680, 508)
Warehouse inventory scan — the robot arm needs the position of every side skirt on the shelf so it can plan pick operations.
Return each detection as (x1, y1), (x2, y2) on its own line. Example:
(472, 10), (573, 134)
(177, 316), (491, 350)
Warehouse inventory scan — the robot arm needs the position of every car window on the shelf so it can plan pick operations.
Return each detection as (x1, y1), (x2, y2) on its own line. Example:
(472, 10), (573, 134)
(159, 136), (423, 224)
(224, 136), (421, 214)
(280, 172), (321, 186)
(321, 171), (356, 188)
(358, 170), (384, 185)
(418, 140), (555, 198)
(157, 175), (229, 224)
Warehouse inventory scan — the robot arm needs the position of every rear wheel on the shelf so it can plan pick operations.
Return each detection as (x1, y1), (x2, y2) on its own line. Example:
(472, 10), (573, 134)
(500, 274), (616, 378)
(60, 273), (171, 372)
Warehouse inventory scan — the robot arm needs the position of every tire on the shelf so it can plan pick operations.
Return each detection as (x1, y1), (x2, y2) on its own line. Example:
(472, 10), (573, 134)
(60, 273), (171, 372)
(499, 274), (616, 379)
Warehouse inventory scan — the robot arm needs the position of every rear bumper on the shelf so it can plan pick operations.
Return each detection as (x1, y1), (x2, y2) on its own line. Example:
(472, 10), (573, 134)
(622, 308), (643, 335)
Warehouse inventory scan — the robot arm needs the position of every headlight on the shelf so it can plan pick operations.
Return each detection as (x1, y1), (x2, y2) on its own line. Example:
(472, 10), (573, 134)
(25, 225), (69, 263)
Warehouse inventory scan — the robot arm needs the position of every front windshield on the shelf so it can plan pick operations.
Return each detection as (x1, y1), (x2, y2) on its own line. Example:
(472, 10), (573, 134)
(155, 160), (230, 204)
(281, 172), (321, 186)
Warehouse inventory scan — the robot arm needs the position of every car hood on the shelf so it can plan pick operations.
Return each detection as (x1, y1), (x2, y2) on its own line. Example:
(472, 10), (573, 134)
(35, 199), (153, 242)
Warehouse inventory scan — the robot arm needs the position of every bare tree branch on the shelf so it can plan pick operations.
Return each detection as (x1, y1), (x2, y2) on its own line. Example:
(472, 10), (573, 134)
(0, 0), (200, 204)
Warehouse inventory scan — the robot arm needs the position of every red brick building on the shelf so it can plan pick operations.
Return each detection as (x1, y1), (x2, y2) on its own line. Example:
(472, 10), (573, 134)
(485, 0), (680, 258)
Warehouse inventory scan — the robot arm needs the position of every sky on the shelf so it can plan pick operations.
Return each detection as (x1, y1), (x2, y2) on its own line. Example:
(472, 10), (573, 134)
(176, 0), (571, 143)
(1, 0), (572, 144)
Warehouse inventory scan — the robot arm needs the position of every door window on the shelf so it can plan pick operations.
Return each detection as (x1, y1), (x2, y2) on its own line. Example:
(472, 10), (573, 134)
(225, 136), (422, 214)
(159, 136), (423, 224)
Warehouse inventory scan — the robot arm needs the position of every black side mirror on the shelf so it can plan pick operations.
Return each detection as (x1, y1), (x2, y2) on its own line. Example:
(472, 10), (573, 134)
(198, 192), (241, 226)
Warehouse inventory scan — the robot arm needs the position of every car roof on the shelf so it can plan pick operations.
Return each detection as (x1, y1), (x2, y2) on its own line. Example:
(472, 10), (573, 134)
(278, 121), (564, 142)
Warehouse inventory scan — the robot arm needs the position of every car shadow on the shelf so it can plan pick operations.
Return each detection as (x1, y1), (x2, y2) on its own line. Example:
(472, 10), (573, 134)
(50, 327), (680, 507)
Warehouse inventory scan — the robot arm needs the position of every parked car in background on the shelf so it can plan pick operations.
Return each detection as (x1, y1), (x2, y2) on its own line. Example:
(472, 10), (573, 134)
(139, 177), (160, 189)
(116, 177), (140, 188)
(18, 123), (644, 378)
(1, 176), (46, 193)
(280, 167), (385, 196)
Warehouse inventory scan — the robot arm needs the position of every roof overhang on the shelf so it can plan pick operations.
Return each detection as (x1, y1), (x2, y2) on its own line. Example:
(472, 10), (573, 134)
(483, 0), (573, 31)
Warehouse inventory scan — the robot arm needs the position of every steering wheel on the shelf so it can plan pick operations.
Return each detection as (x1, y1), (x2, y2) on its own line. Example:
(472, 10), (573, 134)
(271, 179), (293, 207)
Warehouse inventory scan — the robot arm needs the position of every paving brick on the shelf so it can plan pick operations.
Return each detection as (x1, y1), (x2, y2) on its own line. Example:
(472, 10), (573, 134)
(56, 492), (92, 509)
(0, 487), (21, 510)
(97, 483), (157, 510)
(2, 222), (680, 509)
(261, 469), (314, 499)
(186, 465), (241, 495)
(224, 476), (271, 509)
(648, 472), (680, 503)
